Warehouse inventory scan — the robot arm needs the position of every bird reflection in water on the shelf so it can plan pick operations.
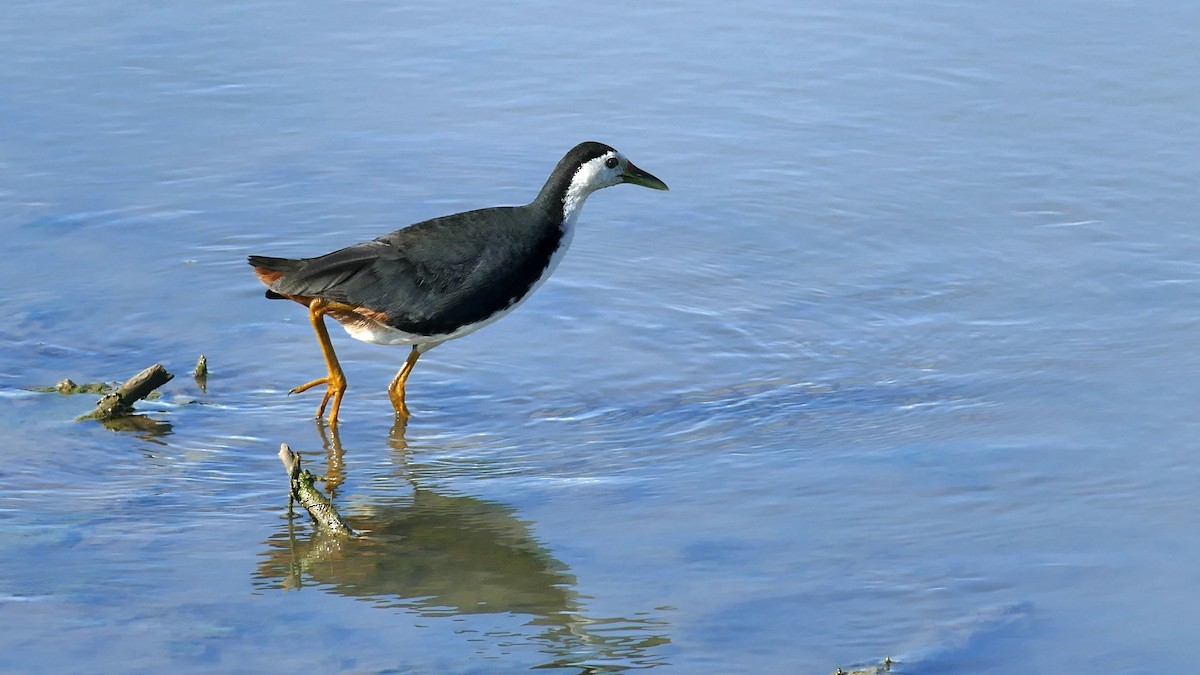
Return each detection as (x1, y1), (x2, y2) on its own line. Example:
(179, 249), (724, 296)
(254, 421), (671, 671)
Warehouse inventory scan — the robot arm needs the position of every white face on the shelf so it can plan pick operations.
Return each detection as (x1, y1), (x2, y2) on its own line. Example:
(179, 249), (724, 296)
(561, 150), (627, 224)
(570, 150), (628, 195)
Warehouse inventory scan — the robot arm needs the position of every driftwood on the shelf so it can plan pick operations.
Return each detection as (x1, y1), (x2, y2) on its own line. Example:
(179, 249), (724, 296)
(278, 443), (357, 538)
(79, 364), (173, 421)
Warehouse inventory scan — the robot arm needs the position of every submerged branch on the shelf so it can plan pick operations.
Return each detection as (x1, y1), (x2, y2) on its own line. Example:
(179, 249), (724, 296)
(29, 379), (112, 395)
(832, 657), (893, 675)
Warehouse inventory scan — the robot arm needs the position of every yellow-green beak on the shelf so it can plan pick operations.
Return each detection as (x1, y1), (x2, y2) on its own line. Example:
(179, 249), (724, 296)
(622, 161), (669, 191)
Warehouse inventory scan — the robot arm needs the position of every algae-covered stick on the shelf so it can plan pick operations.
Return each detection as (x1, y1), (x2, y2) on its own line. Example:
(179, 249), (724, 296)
(80, 363), (173, 420)
(277, 443), (357, 538)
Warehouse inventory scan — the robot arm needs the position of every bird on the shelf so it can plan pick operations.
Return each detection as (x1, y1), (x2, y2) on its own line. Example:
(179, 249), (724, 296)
(249, 141), (668, 424)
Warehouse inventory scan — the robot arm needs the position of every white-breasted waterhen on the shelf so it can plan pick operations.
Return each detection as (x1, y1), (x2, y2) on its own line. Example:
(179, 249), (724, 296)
(249, 141), (668, 424)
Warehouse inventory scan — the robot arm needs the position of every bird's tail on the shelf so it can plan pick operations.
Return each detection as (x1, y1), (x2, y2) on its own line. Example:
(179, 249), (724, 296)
(248, 255), (303, 299)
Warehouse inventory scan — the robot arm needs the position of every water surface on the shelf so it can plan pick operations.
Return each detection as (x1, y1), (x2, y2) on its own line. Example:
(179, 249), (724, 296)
(2, 0), (1199, 672)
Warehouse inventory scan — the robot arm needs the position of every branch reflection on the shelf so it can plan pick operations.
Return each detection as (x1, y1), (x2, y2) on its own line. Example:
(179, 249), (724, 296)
(254, 421), (671, 672)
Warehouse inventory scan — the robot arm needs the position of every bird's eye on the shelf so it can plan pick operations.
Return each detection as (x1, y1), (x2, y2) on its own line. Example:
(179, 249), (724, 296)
(605, 157), (619, 169)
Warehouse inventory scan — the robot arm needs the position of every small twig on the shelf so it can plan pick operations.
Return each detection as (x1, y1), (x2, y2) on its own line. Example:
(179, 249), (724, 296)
(278, 443), (356, 538)
(192, 355), (208, 378)
(80, 364), (173, 420)
(192, 354), (208, 393)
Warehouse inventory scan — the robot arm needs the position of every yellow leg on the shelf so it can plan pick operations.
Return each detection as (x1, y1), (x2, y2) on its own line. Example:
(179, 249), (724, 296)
(387, 346), (422, 419)
(289, 298), (351, 424)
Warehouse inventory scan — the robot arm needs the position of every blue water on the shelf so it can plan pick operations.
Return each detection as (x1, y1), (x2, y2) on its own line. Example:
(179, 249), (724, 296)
(2, 0), (1199, 672)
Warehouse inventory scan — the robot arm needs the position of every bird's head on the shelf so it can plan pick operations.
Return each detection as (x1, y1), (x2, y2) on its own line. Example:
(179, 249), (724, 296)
(536, 142), (668, 224)
(568, 142), (670, 194)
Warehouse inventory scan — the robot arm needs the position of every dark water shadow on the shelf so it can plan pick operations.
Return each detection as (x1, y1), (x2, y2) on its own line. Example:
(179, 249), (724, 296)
(94, 413), (174, 444)
(253, 421), (672, 672)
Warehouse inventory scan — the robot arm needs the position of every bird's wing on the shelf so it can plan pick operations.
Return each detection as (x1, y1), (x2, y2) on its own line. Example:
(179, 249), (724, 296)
(265, 240), (400, 303)
(269, 206), (550, 336)
(366, 207), (543, 334)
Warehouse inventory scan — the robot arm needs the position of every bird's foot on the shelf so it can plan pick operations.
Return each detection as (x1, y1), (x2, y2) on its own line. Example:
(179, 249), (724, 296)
(288, 377), (328, 396)
(289, 375), (346, 423)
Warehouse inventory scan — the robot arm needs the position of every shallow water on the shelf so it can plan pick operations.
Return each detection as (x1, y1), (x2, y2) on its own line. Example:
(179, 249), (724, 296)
(3, 0), (1200, 672)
